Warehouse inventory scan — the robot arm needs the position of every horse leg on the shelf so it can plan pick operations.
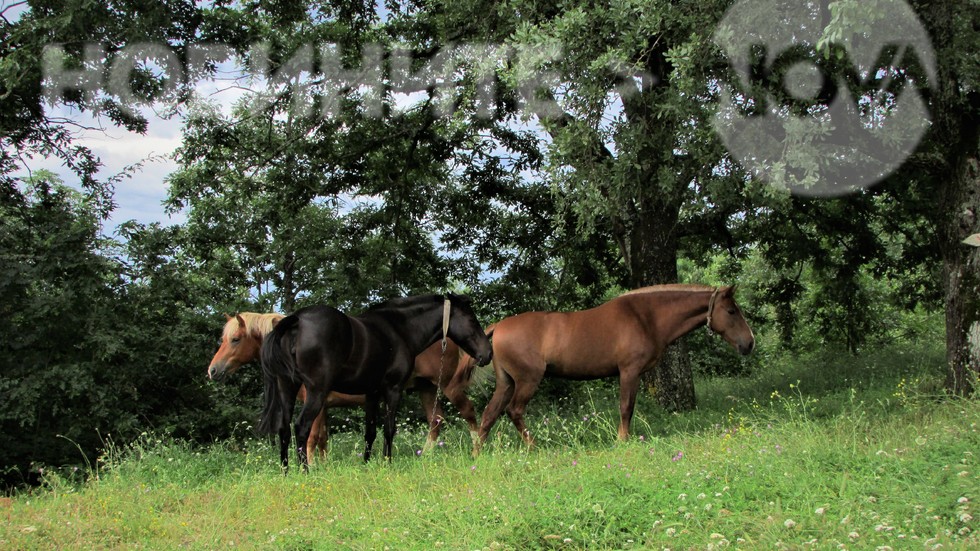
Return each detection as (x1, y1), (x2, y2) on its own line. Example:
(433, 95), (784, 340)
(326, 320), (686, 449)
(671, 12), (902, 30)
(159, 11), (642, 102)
(418, 382), (442, 454)
(476, 367), (515, 455)
(617, 369), (642, 441)
(294, 387), (326, 471)
(362, 394), (381, 462)
(308, 406), (328, 461)
(444, 372), (480, 452)
(276, 377), (301, 472)
(505, 377), (542, 449)
(381, 386), (404, 461)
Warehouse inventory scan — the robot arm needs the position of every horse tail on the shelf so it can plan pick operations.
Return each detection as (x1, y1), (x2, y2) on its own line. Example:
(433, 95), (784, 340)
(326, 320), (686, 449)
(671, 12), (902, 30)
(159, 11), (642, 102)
(459, 324), (496, 386)
(258, 313), (301, 436)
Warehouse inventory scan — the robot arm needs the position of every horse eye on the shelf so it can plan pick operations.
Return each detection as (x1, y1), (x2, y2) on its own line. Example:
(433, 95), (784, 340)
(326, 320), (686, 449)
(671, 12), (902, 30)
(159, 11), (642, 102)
(231, 337), (241, 344)
(727, 308), (737, 315)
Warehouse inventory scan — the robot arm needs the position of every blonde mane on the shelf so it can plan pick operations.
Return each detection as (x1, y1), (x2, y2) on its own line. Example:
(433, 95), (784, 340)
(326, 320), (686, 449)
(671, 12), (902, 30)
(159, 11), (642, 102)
(620, 283), (717, 296)
(222, 312), (284, 341)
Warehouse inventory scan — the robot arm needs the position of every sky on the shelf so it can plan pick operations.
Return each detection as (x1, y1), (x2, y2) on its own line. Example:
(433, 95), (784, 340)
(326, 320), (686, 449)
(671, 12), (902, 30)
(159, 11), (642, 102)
(66, 110), (186, 229)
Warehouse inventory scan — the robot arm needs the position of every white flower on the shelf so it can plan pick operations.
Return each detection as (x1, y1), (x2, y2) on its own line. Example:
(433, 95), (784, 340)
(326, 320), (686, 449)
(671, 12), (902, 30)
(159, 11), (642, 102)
(784, 519), (797, 529)
(815, 507), (826, 515)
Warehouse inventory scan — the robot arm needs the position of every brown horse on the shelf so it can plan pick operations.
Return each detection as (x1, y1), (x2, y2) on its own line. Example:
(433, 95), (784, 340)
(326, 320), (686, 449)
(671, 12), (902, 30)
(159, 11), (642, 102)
(207, 312), (482, 455)
(476, 284), (754, 454)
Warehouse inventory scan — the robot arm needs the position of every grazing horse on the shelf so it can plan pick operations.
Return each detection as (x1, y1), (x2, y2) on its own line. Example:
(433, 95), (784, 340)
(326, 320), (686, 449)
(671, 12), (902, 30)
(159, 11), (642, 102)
(207, 313), (482, 456)
(259, 294), (493, 469)
(477, 285), (754, 454)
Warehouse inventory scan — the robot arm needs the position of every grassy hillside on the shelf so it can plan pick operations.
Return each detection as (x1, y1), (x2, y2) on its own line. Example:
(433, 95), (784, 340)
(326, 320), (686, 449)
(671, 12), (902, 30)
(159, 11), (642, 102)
(2, 340), (977, 550)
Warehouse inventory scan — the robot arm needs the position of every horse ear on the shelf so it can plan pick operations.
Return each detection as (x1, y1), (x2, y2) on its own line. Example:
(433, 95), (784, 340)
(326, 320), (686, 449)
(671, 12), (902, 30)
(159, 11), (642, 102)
(224, 312), (233, 321)
(235, 313), (246, 329)
(726, 285), (738, 297)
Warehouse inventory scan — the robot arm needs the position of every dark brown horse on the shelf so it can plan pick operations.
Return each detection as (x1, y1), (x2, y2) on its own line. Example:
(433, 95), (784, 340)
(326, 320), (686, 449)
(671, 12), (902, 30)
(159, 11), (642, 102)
(476, 285), (754, 454)
(259, 294), (492, 469)
(207, 312), (483, 456)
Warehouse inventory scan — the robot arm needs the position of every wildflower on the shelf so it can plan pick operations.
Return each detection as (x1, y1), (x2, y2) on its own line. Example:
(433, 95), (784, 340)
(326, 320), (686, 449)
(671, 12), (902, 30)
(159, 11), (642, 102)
(672, 451), (684, 461)
(572, 460), (578, 466)
(958, 497), (969, 504)
(815, 507), (826, 515)
(416, 449), (422, 456)
(848, 531), (860, 540)
(470, 465), (476, 472)
(784, 519), (797, 529)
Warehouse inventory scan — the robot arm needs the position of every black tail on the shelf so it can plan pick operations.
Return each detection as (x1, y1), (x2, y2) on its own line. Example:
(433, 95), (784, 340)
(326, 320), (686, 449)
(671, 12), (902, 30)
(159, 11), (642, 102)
(257, 313), (301, 436)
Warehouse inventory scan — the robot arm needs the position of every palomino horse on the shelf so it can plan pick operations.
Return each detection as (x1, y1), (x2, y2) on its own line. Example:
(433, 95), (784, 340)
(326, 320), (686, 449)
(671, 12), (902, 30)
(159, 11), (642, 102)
(259, 294), (493, 469)
(207, 312), (482, 456)
(476, 284), (754, 454)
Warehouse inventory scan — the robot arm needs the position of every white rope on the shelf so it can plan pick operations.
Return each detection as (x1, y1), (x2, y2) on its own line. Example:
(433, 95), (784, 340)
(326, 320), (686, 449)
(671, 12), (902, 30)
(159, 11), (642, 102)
(427, 297), (451, 450)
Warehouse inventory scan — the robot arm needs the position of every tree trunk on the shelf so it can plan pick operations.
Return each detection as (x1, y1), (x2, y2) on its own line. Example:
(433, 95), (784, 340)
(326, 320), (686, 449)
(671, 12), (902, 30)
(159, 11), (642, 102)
(280, 250), (297, 313)
(629, 197), (697, 412)
(925, 0), (980, 395)
(941, 147), (980, 395)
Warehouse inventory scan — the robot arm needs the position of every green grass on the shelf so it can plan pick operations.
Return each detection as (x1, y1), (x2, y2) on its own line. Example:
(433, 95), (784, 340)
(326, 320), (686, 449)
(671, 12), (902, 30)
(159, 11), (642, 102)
(3, 341), (978, 550)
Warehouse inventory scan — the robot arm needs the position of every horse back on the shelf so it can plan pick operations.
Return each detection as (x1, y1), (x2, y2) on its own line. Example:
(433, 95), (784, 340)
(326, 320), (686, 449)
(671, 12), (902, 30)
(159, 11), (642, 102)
(494, 302), (648, 379)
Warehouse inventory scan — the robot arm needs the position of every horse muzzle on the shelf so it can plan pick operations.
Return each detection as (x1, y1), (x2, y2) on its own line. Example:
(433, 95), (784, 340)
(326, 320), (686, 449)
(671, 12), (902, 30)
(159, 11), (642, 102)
(737, 339), (755, 356)
(207, 362), (229, 381)
(475, 349), (493, 367)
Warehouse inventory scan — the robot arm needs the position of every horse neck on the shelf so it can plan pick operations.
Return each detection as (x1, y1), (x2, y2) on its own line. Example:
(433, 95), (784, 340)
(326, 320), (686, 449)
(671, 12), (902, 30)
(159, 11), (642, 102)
(629, 290), (712, 345)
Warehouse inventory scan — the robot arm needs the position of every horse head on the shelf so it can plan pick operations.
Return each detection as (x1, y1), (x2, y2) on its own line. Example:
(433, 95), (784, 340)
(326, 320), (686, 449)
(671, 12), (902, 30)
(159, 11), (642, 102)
(445, 294), (493, 366)
(707, 286), (755, 355)
(207, 313), (262, 381)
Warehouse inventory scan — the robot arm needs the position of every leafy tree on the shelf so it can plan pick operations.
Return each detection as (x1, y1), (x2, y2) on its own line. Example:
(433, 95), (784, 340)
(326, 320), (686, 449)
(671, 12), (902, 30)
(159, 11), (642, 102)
(1, 0), (202, 211)
(0, 172), (128, 485)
